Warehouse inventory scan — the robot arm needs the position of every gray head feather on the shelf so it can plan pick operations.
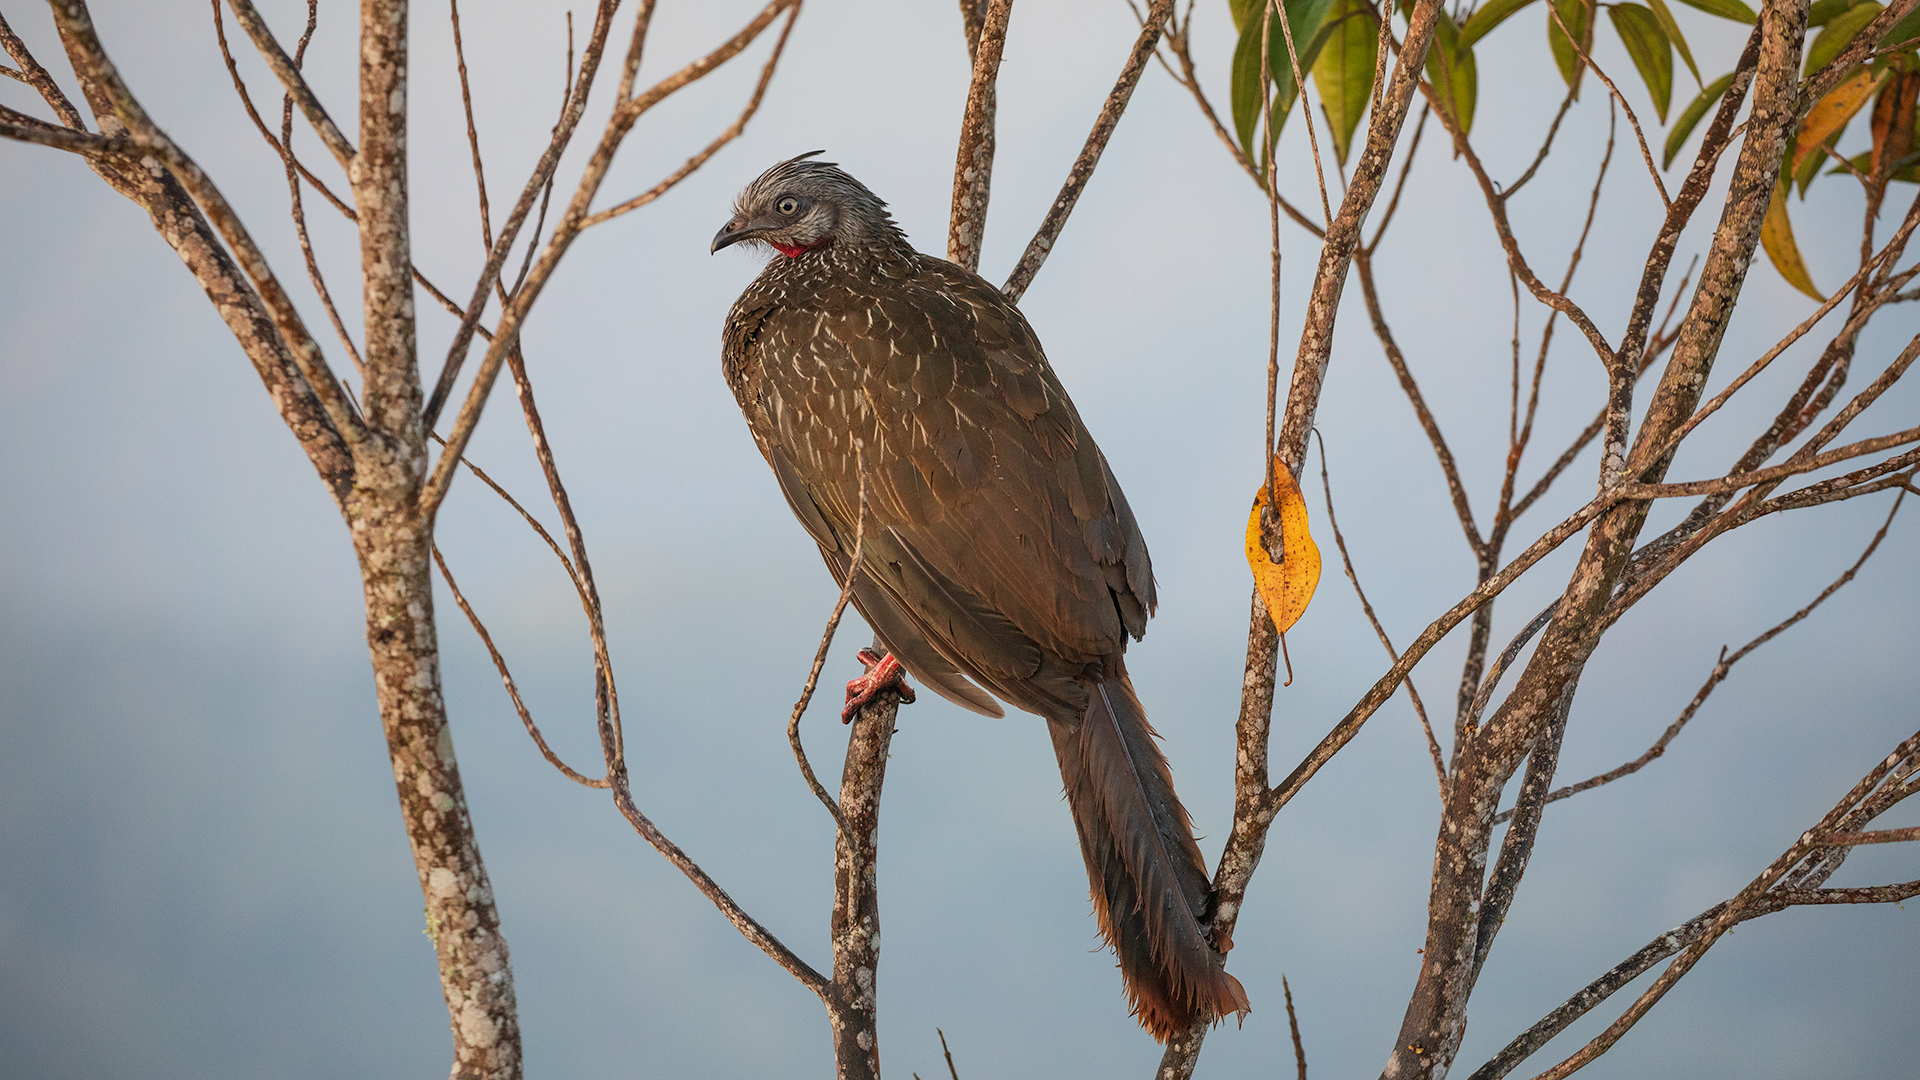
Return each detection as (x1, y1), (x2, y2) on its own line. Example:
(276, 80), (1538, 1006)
(710, 152), (909, 256)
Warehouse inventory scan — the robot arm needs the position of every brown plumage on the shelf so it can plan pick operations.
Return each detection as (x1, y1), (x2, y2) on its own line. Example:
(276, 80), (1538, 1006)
(713, 152), (1248, 1039)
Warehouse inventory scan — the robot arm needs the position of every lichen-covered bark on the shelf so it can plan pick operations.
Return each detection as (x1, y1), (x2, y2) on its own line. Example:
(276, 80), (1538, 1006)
(827, 693), (901, 1080)
(347, 3), (520, 1077)
(352, 486), (519, 1080)
(1378, 2), (1810, 1075)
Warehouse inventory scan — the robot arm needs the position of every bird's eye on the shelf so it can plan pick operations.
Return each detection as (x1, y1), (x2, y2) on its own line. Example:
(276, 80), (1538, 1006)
(776, 196), (801, 215)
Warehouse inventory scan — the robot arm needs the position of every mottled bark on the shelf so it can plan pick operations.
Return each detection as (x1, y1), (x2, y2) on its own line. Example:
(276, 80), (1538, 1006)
(1378, 2), (1810, 1076)
(345, 4), (520, 1076)
(827, 694), (902, 1080)
(948, 0), (1011, 271)
(355, 505), (519, 1080)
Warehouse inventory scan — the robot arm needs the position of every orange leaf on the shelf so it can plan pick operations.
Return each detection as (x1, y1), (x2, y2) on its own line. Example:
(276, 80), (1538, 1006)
(1761, 173), (1823, 300)
(1871, 70), (1919, 181)
(1245, 457), (1322, 635)
(1794, 67), (1877, 171)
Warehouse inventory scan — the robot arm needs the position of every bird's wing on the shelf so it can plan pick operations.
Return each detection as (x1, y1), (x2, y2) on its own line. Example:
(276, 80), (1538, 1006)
(765, 443), (1005, 718)
(751, 257), (1155, 703)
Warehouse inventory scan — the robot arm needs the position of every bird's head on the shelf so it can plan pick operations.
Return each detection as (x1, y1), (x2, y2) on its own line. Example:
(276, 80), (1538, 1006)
(710, 151), (905, 258)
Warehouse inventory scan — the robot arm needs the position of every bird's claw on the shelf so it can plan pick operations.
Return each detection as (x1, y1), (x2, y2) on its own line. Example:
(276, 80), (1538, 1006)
(842, 647), (916, 722)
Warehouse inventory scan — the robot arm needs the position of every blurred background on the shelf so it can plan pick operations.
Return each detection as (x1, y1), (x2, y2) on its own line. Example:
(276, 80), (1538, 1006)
(1, 1), (1914, 1077)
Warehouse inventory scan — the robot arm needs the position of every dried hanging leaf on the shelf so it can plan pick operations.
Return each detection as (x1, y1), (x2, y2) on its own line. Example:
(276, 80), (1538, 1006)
(1246, 458), (1322, 634)
(1795, 67), (1879, 170)
(1761, 173), (1824, 299)
(1870, 70), (1919, 181)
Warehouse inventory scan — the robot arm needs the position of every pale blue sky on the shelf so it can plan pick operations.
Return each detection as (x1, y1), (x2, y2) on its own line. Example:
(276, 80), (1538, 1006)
(2, 1), (1914, 1077)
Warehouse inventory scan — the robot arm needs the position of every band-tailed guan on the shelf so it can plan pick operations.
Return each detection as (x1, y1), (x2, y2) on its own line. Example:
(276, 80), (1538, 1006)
(712, 153), (1247, 1040)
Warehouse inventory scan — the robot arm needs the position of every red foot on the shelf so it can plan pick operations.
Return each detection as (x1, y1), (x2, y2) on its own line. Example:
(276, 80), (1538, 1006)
(842, 647), (916, 723)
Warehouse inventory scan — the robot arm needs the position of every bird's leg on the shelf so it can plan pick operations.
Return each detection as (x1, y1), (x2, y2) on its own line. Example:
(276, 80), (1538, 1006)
(842, 647), (916, 723)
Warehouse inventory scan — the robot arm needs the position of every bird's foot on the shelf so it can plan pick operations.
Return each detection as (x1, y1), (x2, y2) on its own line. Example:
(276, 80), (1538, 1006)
(842, 647), (916, 723)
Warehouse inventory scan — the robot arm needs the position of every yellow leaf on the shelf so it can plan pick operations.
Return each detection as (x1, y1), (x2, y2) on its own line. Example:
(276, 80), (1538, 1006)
(1245, 457), (1322, 634)
(1761, 173), (1823, 301)
(1794, 67), (1879, 171)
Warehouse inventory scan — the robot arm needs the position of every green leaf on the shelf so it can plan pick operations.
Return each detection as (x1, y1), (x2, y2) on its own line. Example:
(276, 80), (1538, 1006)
(1807, 0), (1863, 27)
(1668, 0), (1756, 22)
(1548, 0), (1592, 94)
(1231, 13), (1268, 164)
(1427, 8), (1479, 133)
(1760, 173), (1823, 300)
(1664, 70), (1735, 168)
(1878, 7), (1920, 54)
(1806, 1), (1884, 74)
(1231, 0), (1264, 33)
(1228, 0), (1343, 168)
(1313, 0), (1382, 165)
(1283, 0), (1345, 73)
(1459, 0), (1540, 49)
(1646, 0), (1702, 85)
(1611, 4), (1675, 121)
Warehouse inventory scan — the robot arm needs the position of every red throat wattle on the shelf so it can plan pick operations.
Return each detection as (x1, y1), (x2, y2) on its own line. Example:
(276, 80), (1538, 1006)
(771, 239), (825, 258)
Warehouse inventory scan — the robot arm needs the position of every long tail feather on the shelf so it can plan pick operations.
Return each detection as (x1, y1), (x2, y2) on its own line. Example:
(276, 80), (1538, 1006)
(1049, 671), (1249, 1040)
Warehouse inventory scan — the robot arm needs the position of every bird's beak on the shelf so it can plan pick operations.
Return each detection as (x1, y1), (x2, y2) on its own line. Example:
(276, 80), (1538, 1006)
(711, 216), (754, 254)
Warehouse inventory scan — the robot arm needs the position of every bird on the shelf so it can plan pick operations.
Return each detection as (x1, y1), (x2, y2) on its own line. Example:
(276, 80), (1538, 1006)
(712, 152), (1248, 1040)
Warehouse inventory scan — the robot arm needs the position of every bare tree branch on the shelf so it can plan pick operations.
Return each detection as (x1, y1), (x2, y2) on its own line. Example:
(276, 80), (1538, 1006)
(433, 544), (608, 788)
(423, 0), (795, 518)
(223, 0), (355, 168)
(948, 0), (1012, 270)
(1001, 0), (1172, 302)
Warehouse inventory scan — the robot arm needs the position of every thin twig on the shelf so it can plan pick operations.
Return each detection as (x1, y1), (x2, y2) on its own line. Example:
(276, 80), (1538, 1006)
(1355, 250), (1482, 551)
(433, 545), (608, 788)
(1283, 974), (1308, 1080)
(1820, 826), (1920, 845)
(1518, 729), (1920, 1080)
(1493, 484), (1907, 824)
(420, 0), (623, 431)
(222, 0), (355, 168)
(1469, 870), (1920, 1080)
(580, 1), (800, 229)
(1271, 0), (1333, 226)
(938, 1028), (961, 1080)
(1316, 429), (1446, 791)
(1546, 0), (1668, 207)
(1001, 0), (1172, 302)
(450, 0), (495, 253)
(788, 445), (872, 828)
(1420, 80), (1617, 368)
(267, 0), (365, 380)
(608, 768), (830, 997)
(0, 13), (85, 129)
(1503, 82), (1579, 198)
(423, 0), (795, 515)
